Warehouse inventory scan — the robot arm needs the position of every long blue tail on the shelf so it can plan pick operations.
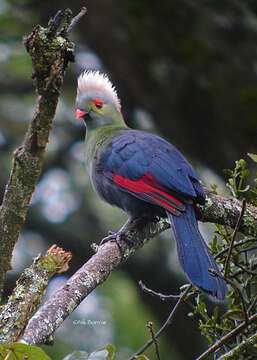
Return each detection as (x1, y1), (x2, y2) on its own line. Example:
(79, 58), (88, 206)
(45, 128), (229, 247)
(167, 206), (227, 300)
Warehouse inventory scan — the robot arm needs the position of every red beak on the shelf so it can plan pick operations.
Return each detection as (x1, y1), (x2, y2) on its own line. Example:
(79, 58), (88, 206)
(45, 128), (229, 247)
(76, 109), (87, 118)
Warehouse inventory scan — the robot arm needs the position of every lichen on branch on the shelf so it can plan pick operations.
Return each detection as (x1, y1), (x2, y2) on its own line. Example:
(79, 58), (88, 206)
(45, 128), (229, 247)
(0, 8), (85, 299)
(21, 195), (256, 346)
(0, 245), (72, 344)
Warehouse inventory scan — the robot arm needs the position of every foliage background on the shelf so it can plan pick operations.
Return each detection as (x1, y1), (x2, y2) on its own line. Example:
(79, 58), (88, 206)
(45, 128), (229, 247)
(0, 0), (256, 359)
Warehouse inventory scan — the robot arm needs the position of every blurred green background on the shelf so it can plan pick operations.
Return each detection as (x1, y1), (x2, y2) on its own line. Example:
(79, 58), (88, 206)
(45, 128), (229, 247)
(0, 0), (256, 359)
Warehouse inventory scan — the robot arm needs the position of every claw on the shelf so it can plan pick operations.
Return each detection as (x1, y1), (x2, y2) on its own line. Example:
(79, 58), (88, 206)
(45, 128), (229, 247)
(100, 231), (124, 253)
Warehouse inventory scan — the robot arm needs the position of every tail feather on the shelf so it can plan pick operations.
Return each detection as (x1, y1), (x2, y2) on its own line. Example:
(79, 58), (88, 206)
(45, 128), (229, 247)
(167, 206), (227, 300)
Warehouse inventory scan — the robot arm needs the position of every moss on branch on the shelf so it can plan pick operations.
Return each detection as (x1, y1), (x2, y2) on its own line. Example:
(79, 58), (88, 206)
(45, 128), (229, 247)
(0, 8), (82, 298)
(0, 245), (71, 344)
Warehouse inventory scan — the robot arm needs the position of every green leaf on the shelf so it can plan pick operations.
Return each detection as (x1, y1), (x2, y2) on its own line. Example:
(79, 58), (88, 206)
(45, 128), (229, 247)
(134, 356), (150, 360)
(213, 306), (219, 321)
(199, 301), (207, 313)
(210, 184), (218, 194)
(0, 343), (51, 360)
(237, 159), (247, 168)
(223, 169), (233, 175)
(248, 153), (257, 163)
(102, 344), (115, 360)
(241, 169), (249, 178)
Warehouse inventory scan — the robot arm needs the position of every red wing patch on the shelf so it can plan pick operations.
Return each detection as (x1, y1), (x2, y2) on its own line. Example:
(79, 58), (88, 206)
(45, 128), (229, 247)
(114, 172), (185, 213)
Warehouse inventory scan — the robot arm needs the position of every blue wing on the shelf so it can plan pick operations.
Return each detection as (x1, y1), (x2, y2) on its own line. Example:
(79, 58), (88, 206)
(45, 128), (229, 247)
(100, 129), (205, 204)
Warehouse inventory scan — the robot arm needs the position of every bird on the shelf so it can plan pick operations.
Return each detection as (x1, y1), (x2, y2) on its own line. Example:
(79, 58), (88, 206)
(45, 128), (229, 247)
(75, 70), (227, 301)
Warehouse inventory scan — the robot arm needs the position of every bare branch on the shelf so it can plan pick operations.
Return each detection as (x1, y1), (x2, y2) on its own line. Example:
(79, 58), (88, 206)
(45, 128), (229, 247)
(214, 237), (255, 259)
(65, 6), (87, 35)
(127, 285), (192, 359)
(146, 322), (161, 360)
(139, 280), (193, 300)
(224, 200), (246, 277)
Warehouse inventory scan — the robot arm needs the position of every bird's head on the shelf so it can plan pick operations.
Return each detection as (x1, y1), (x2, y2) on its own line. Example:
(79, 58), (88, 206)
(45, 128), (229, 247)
(75, 71), (123, 128)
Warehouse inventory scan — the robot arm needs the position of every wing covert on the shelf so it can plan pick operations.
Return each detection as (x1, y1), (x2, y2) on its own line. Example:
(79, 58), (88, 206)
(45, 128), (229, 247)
(100, 129), (205, 202)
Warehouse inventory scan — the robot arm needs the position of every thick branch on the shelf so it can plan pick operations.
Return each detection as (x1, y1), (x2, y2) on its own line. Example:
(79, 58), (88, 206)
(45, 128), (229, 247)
(21, 218), (169, 345)
(0, 245), (71, 344)
(198, 190), (257, 237)
(0, 8), (86, 298)
(21, 193), (257, 345)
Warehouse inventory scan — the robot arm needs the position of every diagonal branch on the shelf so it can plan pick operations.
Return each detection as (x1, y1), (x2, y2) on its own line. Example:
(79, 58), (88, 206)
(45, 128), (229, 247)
(224, 199), (246, 277)
(20, 192), (257, 346)
(217, 331), (257, 359)
(127, 285), (192, 359)
(195, 313), (257, 360)
(21, 218), (170, 345)
(0, 7), (87, 299)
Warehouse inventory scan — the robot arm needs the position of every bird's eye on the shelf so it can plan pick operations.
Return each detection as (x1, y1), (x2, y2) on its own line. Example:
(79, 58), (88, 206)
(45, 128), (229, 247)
(94, 98), (103, 109)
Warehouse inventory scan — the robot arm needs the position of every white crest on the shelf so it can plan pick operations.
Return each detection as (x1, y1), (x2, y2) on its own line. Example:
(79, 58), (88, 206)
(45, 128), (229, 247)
(77, 71), (121, 111)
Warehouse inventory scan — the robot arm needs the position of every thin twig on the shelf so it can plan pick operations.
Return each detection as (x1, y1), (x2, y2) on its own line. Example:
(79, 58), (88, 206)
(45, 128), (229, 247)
(234, 262), (257, 276)
(224, 200), (246, 277)
(247, 294), (257, 314)
(46, 10), (65, 39)
(65, 6), (87, 35)
(139, 280), (184, 300)
(238, 246), (257, 253)
(127, 284), (192, 360)
(231, 262), (257, 278)
(210, 269), (249, 323)
(4, 350), (12, 360)
(146, 322), (161, 360)
(195, 313), (257, 360)
(214, 237), (256, 259)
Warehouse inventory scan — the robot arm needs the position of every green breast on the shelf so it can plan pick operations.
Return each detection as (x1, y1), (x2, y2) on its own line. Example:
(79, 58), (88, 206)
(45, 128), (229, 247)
(84, 125), (127, 178)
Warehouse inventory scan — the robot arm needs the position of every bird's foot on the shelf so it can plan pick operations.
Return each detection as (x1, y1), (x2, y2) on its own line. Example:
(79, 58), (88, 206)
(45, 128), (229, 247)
(100, 216), (153, 253)
(100, 231), (124, 251)
(100, 217), (140, 252)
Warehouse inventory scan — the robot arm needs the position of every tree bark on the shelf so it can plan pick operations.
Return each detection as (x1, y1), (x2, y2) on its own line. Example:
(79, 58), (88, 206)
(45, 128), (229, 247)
(21, 195), (256, 345)
(0, 8), (86, 299)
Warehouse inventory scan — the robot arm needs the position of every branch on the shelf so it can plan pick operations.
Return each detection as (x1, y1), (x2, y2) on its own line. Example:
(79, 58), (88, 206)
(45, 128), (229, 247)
(146, 322), (161, 360)
(0, 245), (71, 344)
(20, 191), (256, 346)
(198, 190), (257, 237)
(0, 7), (86, 298)
(195, 313), (257, 360)
(127, 285), (192, 359)
(20, 218), (171, 345)
(217, 331), (257, 359)
(224, 199), (246, 277)
(139, 280), (193, 300)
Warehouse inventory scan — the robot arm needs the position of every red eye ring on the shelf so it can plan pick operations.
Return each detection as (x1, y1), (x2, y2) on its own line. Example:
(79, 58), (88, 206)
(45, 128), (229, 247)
(94, 98), (103, 109)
